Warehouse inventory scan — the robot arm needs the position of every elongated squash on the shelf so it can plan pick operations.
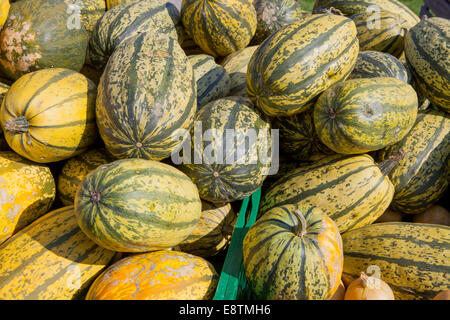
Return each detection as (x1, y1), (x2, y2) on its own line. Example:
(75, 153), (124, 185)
(342, 222), (450, 300)
(0, 206), (116, 300)
(260, 154), (397, 233)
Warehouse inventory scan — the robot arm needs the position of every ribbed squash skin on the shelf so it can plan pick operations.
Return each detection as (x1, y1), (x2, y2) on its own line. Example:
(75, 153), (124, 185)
(0, 0), (88, 80)
(251, 0), (309, 45)
(58, 148), (115, 206)
(342, 222), (450, 300)
(181, 0), (257, 58)
(74, 158), (202, 252)
(0, 151), (55, 245)
(188, 54), (231, 108)
(314, 77), (418, 155)
(0, 206), (116, 300)
(89, 0), (180, 68)
(315, 0), (420, 29)
(404, 17), (450, 113)
(179, 97), (271, 203)
(377, 111), (450, 215)
(96, 33), (196, 161)
(0, 68), (98, 163)
(272, 107), (335, 161)
(348, 51), (410, 83)
(243, 204), (343, 300)
(247, 14), (359, 117)
(260, 154), (395, 233)
(221, 45), (258, 97)
(176, 201), (235, 257)
(0, 82), (8, 150)
(350, 10), (407, 58)
(0, 0), (9, 28)
(86, 250), (218, 300)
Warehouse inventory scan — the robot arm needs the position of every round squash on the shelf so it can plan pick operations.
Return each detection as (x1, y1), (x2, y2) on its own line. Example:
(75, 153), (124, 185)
(313, 77), (418, 155)
(86, 250), (218, 300)
(181, 0), (257, 58)
(188, 54), (231, 108)
(375, 208), (403, 223)
(433, 290), (450, 300)
(348, 51), (410, 83)
(179, 96), (272, 203)
(243, 204), (343, 300)
(247, 13), (359, 117)
(74, 158), (202, 252)
(96, 33), (196, 161)
(404, 17), (450, 113)
(0, 206), (116, 300)
(89, 0), (181, 69)
(0, 0), (9, 28)
(0, 68), (98, 163)
(0, 151), (55, 245)
(0, 0), (88, 80)
(412, 205), (450, 226)
(176, 201), (236, 257)
(58, 148), (115, 206)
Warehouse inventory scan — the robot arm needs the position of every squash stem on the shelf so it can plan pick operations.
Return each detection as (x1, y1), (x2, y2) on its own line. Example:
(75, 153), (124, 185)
(4, 116), (29, 134)
(292, 209), (307, 237)
(378, 150), (405, 176)
(90, 190), (102, 205)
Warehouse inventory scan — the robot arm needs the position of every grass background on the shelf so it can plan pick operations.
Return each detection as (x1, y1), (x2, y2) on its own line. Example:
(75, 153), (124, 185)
(300, 0), (424, 15)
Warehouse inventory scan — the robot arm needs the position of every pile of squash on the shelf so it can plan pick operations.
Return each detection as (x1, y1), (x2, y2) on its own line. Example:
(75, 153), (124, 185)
(0, 0), (449, 300)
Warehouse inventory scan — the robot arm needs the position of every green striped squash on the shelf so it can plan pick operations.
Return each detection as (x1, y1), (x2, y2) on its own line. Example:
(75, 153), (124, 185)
(221, 45), (258, 97)
(348, 51), (410, 83)
(272, 106), (335, 161)
(74, 158), (202, 252)
(315, 0), (420, 29)
(350, 10), (407, 58)
(188, 54), (231, 109)
(96, 32), (196, 161)
(247, 14), (359, 117)
(179, 96), (271, 203)
(260, 154), (396, 233)
(404, 17), (450, 113)
(313, 77), (418, 155)
(176, 201), (236, 257)
(181, 0), (257, 58)
(377, 111), (450, 215)
(89, 0), (181, 69)
(0, 206), (116, 300)
(0, 82), (8, 150)
(251, 0), (310, 45)
(0, 0), (88, 80)
(342, 222), (450, 300)
(243, 204), (343, 300)
(58, 148), (116, 206)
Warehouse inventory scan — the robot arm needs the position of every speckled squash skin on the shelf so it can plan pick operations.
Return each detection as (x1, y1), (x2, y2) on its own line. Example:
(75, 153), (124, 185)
(251, 0), (309, 45)
(350, 10), (407, 58)
(188, 54), (231, 108)
(377, 111), (450, 215)
(260, 154), (396, 233)
(348, 51), (410, 83)
(0, 82), (9, 151)
(0, 0), (9, 28)
(105, 0), (136, 10)
(181, 0), (257, 58)
(243, 204), (343, 300)
(315, 0), (420, 29)
(0, 68), (98, 163)
(74, 158), (202, 252)
(313, 77), (418, 155)
(77, 0), (106, 34)
(179, 96), (272, 203)
(90, 0), (180, 69)
(176, 201), (236, 257)
(96, 33), (196, 161)
(0, 151), (55, 245)
(0, 206), (116, 300)
(342, 222), (450, 300)
(247, 14), (359, 117)
(221, 45), (258, 97)
(0, 0), (88, 80)
(58, 148), (116, 206)
(85, 250), (218, 300)
(404, 17), (450, 113)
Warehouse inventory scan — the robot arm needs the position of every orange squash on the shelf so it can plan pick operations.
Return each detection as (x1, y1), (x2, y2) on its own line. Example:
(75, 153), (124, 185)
(413, 205), (450, 226)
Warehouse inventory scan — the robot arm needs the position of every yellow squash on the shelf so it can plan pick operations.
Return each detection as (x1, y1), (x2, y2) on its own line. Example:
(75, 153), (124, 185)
(0, 0), (9, 28)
